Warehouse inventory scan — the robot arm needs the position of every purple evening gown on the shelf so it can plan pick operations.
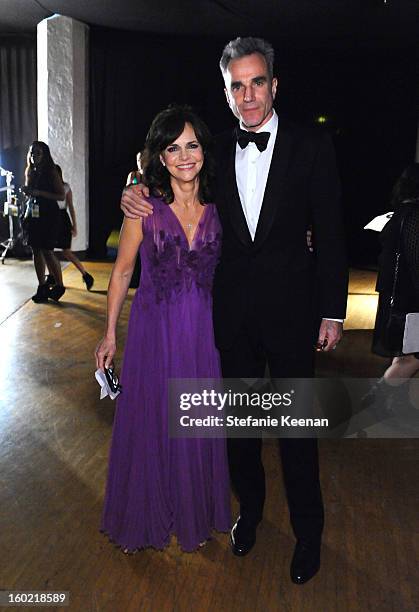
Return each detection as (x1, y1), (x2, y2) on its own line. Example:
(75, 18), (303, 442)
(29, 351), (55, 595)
(101, 197), (231, 552)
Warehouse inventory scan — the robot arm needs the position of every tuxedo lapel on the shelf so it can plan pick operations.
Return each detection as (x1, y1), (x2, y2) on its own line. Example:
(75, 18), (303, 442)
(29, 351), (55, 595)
(253, 123), (293, 249)
(224, 131), (253, 248)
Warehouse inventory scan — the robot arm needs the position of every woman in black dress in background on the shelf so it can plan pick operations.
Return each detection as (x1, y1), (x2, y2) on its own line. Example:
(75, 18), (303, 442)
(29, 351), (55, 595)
(23, 141), (66, 302)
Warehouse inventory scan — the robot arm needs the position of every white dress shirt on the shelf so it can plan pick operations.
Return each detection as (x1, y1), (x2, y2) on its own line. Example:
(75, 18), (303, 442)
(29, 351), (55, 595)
(235, 110), (278, 241)
(234, 110), (343, 325)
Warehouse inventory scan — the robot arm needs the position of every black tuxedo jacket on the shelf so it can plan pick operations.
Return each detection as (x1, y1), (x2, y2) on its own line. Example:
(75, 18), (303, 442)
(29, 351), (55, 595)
(212, 118), (348, 352)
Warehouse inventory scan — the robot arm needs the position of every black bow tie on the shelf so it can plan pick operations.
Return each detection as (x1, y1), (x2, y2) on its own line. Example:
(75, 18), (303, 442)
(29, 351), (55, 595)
(236, 128), (270, 152)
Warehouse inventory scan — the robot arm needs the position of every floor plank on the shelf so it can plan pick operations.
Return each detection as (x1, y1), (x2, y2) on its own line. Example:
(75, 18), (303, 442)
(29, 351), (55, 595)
(0, 265), (418, 611)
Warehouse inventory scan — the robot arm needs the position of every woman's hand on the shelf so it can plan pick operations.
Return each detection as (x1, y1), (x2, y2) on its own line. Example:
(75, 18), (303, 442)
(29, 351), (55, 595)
(71, 225), (77, 237)
(95, 335), (116, 371)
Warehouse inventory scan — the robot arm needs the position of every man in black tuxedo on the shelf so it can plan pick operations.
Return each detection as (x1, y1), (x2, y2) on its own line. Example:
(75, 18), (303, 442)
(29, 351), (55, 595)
(120, 37), (347, 584)
(213, 37), (347, 584)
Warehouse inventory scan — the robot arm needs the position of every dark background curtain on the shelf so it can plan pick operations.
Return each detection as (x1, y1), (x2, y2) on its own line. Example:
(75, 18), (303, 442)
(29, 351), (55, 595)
(89, 28), (231, 257)
(0, 34), (37, 244)
(0, 34), (37, 180)
(89, 27), (419, 264)
(0, 28), (417, 264)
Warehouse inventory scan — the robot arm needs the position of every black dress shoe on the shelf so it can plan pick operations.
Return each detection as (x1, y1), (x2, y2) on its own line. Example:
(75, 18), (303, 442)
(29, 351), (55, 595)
(82, 272), (94, 290)
(31, 284), (49, 303)
(45, 274), (56, 287)
(230, 516), (257, 556)
(49, 285), (66, 302)
(290, 540), (321, 584)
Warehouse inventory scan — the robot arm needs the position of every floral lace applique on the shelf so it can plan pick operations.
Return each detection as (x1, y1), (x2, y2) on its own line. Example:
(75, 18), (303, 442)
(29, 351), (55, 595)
(149, 232), (221, 303)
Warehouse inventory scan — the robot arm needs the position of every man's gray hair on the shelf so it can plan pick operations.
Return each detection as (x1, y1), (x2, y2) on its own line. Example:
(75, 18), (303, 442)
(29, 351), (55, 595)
(219, 37), (275, 80)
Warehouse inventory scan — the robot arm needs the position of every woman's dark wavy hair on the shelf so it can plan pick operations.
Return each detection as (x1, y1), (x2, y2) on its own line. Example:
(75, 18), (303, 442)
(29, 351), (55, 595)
(24, 141), (56, 186)
(391, 163), (419, 207)
(141, 105), (214, 204)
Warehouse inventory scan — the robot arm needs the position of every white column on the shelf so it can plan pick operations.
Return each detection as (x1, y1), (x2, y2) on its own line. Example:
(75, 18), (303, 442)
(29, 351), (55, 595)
(416, 121), (419, 163)
(37, 15), (89, 251)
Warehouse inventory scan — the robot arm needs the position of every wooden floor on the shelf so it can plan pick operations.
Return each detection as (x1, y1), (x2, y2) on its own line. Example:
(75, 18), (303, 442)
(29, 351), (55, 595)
(0, 264), (418, 612)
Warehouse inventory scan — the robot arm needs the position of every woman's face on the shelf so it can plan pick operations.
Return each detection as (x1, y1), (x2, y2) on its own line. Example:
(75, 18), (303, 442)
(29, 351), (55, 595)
(136, 153), (142, 172)
(160, 123), (204, 185)
(29, 145), (43, 166)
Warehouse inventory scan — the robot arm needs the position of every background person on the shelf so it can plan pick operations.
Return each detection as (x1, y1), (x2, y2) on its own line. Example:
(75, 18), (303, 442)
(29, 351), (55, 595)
(365, 164), (419, 409)
(126, 152), (142, 186)
(125, 153), (143, 287)
(47, 165), (94, 290)
(22, 141), (66, 303)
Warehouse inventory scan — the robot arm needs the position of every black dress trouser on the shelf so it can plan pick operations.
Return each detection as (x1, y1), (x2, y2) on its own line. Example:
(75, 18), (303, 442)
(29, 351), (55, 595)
(219, 321), (324, 544)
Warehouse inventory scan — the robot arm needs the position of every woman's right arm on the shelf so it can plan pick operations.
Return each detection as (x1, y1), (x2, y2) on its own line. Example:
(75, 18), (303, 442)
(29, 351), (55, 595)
(95, 217), (143, 370)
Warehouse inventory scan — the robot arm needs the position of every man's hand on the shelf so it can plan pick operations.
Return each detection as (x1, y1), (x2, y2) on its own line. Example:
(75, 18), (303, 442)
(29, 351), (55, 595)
(316, 319), (343, 352)
(121, 183), (153, 219)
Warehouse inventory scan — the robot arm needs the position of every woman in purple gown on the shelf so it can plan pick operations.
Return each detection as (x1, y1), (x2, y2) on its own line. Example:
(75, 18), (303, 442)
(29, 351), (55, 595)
(95, 106), (231, 552)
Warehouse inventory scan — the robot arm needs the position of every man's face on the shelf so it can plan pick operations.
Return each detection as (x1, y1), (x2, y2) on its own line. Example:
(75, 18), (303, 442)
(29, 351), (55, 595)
(223, 52), (277, 132)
